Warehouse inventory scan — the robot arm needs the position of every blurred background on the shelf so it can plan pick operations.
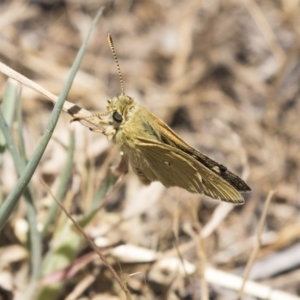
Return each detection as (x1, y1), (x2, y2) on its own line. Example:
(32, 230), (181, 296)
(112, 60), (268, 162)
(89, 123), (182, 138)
(0, 0), (300, 299)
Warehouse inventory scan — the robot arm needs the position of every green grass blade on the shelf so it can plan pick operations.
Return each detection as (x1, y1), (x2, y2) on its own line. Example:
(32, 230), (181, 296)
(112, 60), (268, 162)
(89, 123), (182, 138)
(38, 218), (83, 300)
(0, 101), (24, 175)
(0, 79), (18, 158)
(0, 7), (104, 231)
(16, 85), (26, 159)
(79, 170), (119, 227)
(41, 131), (75, 237)
(0, 85), (42, 299)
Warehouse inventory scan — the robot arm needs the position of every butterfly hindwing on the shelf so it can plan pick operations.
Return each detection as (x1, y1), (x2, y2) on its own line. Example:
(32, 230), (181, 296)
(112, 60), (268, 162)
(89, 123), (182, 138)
(134, 137), (244, 204)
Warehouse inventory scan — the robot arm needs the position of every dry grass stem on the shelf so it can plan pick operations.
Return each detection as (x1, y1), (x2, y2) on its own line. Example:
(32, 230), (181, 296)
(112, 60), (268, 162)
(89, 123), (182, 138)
(40, 180), (132, 300)
(238, 190), (275, 299)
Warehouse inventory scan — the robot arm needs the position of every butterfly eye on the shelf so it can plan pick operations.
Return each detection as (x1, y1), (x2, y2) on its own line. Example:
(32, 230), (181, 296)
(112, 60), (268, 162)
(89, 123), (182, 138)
(113, 111), (123, 123)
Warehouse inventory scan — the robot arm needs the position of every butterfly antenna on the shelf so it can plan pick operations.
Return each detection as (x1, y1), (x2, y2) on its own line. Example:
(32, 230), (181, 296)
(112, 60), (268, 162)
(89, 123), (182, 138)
(107, 33), (124, 95)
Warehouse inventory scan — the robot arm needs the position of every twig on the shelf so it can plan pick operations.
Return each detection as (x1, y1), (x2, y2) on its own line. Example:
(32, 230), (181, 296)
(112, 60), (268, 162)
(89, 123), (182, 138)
(0, 62), (99, 130)
(238, 190), (275, 299)
(41, 180), (132, 300)
(243, 0), (286, 63)
(206, 266), (300, 300)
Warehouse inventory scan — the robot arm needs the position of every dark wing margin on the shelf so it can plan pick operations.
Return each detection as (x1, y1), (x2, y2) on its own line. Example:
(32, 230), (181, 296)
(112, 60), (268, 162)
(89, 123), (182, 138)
(155, 119), (251, 192)
(187, 148), (250, 192)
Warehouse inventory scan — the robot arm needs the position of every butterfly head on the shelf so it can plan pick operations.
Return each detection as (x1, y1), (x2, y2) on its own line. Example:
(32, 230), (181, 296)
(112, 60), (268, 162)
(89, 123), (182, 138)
(107, 94), (136, 128)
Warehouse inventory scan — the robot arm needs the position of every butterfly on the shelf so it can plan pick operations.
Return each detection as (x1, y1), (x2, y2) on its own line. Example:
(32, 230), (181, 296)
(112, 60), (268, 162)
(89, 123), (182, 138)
(72, 34), (251, 204)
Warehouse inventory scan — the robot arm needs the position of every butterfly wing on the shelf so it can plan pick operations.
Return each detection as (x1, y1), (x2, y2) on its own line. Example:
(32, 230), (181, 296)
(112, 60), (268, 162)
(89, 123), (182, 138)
(151, 115), (251, 192)
(132, 137), (244, 204)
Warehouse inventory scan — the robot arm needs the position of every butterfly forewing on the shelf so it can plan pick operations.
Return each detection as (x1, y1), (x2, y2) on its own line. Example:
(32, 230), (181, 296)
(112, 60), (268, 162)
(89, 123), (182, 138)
(151, 114), (251, 192)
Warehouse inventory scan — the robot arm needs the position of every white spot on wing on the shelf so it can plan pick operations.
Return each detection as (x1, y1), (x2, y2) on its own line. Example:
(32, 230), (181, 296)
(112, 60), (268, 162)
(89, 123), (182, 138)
(198, 173), (202, 183)
(164, 161), (170, 166)
(212, 166), (220, 173)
